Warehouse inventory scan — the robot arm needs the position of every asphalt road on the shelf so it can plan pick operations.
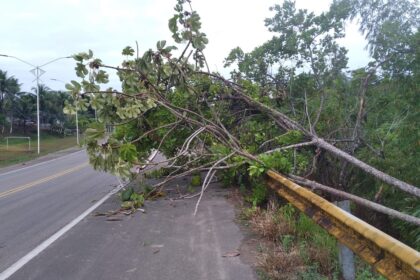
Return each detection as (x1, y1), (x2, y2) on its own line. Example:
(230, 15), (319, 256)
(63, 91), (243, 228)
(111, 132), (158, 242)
(0, 151), (257, 279)
(8, 178), (257, 280)
(0, 150), (118, 274)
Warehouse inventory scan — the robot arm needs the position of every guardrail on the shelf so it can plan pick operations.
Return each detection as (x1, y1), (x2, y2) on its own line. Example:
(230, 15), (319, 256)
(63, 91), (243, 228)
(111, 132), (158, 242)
(266, 170), (420, 280)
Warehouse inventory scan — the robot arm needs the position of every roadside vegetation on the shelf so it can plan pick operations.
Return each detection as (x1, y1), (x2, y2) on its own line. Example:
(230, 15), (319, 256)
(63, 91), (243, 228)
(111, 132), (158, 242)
(237, 193), (386, 279)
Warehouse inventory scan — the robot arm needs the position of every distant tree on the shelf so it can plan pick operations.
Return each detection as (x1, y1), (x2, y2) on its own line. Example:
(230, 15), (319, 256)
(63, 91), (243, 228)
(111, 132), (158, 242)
(342, 0), (420, 75)
(34, 84), (70, 125)
(12, 92), (36, 134)
(0, 70), (20, 133)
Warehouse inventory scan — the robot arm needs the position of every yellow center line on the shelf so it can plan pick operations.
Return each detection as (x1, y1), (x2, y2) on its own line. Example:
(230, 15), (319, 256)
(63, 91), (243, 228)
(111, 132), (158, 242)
(0, 162), (89, 199)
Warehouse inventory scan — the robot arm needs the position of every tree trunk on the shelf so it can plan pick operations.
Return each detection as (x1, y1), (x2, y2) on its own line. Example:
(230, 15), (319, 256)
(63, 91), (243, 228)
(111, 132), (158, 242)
(236, 90), (420, 197)
(290, 175), (420, 226)
(9, 114), (13, 134)
(314, 138), (420, 197)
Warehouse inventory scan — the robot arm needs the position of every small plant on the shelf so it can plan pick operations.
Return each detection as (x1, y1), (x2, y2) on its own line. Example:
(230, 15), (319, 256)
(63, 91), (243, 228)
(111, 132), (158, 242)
(298, 240), (310, 264)
(240, 205), (259, 220)
(255, 269), (270, 280)
(298, 264), (327, 280)
(281, 234), (294, 252)
(250, 181), (268, 206)
(257, 246), (303, 280)
(129, 192), (145, 208)
(279, 203), (296, 222)
(120, 187), (134, 202)
(355, 258), (386, 280)
(190, 174), (202, 186)
(142, 184), (153, 195)
(119, 187), (145, 210)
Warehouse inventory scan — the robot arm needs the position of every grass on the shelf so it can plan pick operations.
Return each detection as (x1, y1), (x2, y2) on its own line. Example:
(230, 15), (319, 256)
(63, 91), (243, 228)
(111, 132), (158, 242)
(238, 199), (386, 279)
(0, 132), (80, 168)
(240, 202), (338, 279)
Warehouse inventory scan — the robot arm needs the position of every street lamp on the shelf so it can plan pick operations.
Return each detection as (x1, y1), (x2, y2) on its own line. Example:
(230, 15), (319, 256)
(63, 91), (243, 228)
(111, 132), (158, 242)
(50, 78), (79, 146)
(0, 54), (71, 154)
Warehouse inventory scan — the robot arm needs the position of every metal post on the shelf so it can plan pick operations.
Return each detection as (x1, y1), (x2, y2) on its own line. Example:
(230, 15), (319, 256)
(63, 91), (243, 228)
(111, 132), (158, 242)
(76, 108), (79, 145)
(6, 138), (9, 150)
(337, 200), (355, 280)
(36, 67), (41, 154)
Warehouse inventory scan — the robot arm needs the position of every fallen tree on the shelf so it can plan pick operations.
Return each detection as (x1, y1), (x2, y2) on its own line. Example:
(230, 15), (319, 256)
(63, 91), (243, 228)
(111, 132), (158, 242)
(64, 0), (419, 245)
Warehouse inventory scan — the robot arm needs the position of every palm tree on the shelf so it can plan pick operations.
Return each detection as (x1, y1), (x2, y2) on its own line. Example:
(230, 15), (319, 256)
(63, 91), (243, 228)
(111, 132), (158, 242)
(13, 92), (36, 134)
(0, 70), (21, 134)
(32, 84), (68, 125)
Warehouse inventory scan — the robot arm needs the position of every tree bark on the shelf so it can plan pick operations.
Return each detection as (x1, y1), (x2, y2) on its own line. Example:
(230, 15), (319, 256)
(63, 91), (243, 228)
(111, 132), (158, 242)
(290, 175), (420, 226)
(314, 138), (420, 197)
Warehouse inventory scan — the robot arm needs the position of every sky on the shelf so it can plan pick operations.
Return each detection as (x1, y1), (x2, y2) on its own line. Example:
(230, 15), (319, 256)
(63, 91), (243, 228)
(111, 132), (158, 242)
(0, 0), (370, 93)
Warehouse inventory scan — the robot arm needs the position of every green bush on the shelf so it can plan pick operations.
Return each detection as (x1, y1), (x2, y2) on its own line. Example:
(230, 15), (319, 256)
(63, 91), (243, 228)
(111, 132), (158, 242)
(250, 180), (268, 206)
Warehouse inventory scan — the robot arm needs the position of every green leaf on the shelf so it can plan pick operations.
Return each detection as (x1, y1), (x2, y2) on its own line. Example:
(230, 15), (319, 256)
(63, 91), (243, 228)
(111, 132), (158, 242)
(75, 63), (88, 78)
(169, 15), (179, 33)
(85, 123), (105, 142)
(95, 70), (109, 84)
(73, 54), (84, 62)
(157, 40), (167, 50)
(122, 46), (135, 56)
(248, 165), (265, 177)
(65, 83), (74, 91)
(121, 187), (134, 201)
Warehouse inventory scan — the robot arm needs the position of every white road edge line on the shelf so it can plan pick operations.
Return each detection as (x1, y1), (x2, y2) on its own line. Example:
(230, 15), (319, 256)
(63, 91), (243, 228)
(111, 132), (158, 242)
(0, 151), (158, 280)
(0, 178), (126, 280)
(0, 150), (84, 177)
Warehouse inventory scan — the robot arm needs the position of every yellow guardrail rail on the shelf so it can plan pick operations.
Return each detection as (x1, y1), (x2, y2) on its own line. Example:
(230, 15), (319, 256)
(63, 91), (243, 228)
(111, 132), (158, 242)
(266, 170), (420, 280)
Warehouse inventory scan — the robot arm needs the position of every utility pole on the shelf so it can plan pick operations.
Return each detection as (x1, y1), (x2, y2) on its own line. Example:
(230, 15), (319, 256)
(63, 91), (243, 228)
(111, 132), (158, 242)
(33, 67), (43, 154)
(0, 54), (71, 154)
(75, 103), (79, 145)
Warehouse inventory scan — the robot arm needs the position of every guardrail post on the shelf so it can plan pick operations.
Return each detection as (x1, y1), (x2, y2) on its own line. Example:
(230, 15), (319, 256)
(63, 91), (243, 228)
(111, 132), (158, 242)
(337, 200), (355, 280)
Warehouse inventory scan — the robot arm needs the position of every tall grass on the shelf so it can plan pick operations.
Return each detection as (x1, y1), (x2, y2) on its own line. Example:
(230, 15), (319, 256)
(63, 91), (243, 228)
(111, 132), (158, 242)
(241, 201), (385, 279)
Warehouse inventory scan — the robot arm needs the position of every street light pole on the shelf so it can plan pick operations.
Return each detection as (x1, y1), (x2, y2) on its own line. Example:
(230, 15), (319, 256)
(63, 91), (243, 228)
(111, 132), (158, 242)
(75, 103), (79, 145)
(35, 67), (42, 154)
(0, 54), (71, 154)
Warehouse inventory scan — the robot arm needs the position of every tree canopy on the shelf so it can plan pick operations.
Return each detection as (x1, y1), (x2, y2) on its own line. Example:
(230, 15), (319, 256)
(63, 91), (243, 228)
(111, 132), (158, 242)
(0, 71), (74, 134)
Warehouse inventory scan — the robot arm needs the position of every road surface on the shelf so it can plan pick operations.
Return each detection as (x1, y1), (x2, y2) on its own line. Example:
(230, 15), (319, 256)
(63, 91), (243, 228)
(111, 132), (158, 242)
(0, 150), (117, 274)
(0, 151), (257, 279)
